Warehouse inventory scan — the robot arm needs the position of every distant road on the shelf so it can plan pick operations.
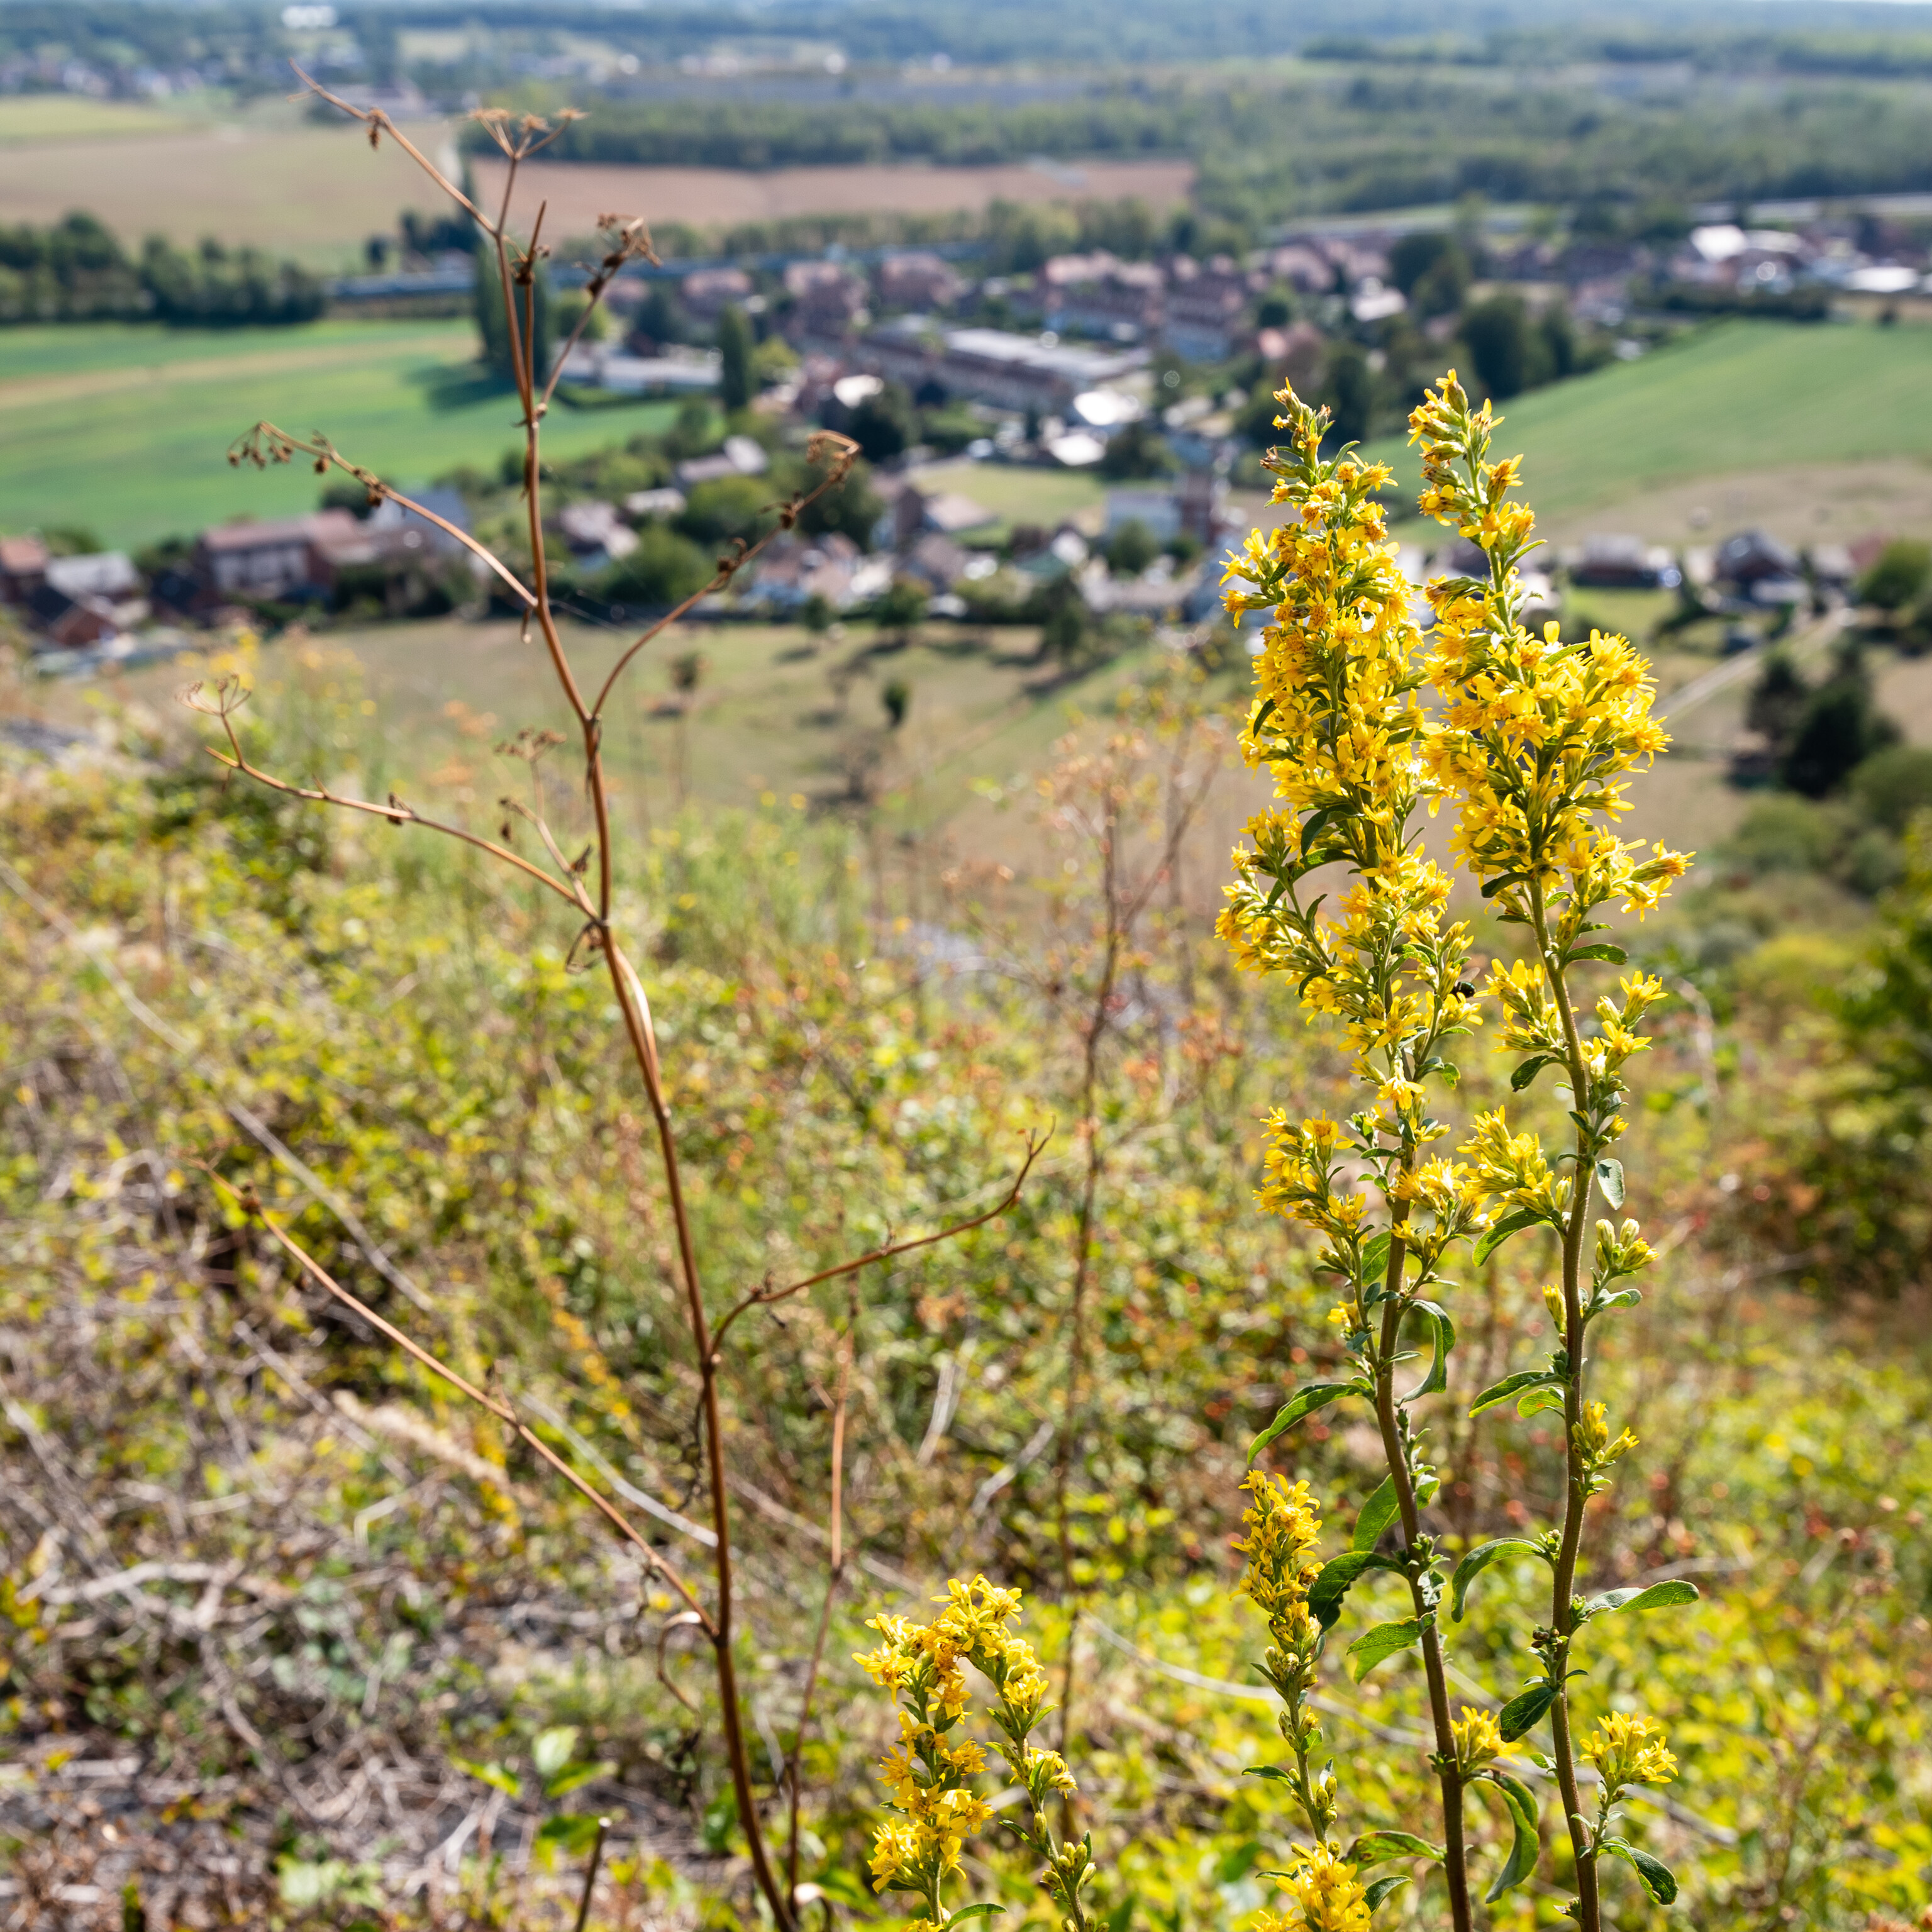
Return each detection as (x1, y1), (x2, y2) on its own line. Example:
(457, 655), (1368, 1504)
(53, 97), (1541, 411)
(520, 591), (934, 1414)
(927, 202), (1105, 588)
(1655, 609), (1846, 724)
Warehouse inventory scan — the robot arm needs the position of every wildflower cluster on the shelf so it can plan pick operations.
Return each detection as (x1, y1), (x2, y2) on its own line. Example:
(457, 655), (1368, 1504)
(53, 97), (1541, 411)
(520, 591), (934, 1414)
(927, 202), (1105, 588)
(861, 372), (1694, 1932)
(1236, 1472), (1336, 1840)
(1219, 387), (1479, 1108)
(1409, 373), (1693, 1931)
(1585, 1712), (1680, 1804)
(857, 1578), (1091, 1932)
(1448, 1707), (1509, 1782)
(1409, 372), (1687, 936)
(1226, 382), (1499, 1928)
(1257, 1842), (1374, 1932)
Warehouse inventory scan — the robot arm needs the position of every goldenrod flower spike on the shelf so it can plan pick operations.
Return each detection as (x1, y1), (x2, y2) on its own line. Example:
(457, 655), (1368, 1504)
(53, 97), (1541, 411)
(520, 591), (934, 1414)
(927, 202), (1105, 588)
(1224, 382), (1500, 1932)
(857, 1580), (1094, 1932)
(1258, 1843), (1374, 1932)
(1585, 1713), (1679, 1799)
(1413, 374), (1695, 1932)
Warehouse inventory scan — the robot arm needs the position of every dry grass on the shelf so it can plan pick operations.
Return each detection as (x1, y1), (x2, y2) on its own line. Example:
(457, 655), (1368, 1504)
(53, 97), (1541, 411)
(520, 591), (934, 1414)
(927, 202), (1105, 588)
(469, 155), (1197, 236)
(0, 106), (1193, 268)
(0, 117), (458, 266)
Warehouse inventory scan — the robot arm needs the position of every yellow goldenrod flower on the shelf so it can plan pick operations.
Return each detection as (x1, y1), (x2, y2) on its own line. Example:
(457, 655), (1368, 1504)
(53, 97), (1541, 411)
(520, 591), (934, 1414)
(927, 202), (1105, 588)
(1584, 1713), (1678, 1796)
(1465, 1110), (1568, 1223)
(1407, 375), (1689, 945)
(858, 1573), (1088, 1930)
(1572, 1401), (1638, 1472)
(1261, 1843), (1373, 1932)
(1236, 1470), (1324, 1638)
(1451, 1706), (1511, 1780)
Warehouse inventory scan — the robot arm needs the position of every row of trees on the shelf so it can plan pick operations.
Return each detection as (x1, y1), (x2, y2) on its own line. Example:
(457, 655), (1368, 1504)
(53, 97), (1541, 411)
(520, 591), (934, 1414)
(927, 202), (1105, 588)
(462, 58), (1932, 240)
(0, 212), (324, 327)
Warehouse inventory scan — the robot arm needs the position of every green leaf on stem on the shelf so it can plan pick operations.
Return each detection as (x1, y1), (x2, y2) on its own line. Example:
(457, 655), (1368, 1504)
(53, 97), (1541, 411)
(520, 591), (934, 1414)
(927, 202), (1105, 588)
(1517, 1383), (1567, 1418)
(1468, 1369), (1560, 1418)
(1448, 1538), (1543, 1622)
(1481, 1772), (1541, 1902)
(1475, 1209), (1546, 1266)
(1309, 1549), (1401, 1629)
(1345, 1619), (1423, 1682)
(942, 1903), (1009, 1929)
(1361, 1230), (1392, 1285)
(544, 1760), (617, 1798)
(1406, 1301), (1455, 1399)
(1583, 1579), (1700, 1618)
(1601, 1839), (1679, 1904)
(1249, 1381), (1360, 1461)
(1496, 1680), (1560, 1741)
(535, 1813), (604, 1857)
(1352, 1476), (1399, 1552)
(1594, 1158), (1626, 1209)
(1347, 1832), (1444, 1866)
(1509, 1055), (1553, 1092)
(452, 1757), (522, 1799)
(1362, 1875), (1410, 1912)
(1567, 943), (1628, 966)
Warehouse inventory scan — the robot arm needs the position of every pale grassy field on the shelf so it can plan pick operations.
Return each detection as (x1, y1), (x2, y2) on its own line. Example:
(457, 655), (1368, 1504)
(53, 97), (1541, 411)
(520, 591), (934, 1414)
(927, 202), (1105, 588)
(0, 99), (459, 267)
(0, 96), (209, 145)
(1365, 320), (1932, 539)
(0, 96), (1192, 266)
(468, 155), (1197, 237)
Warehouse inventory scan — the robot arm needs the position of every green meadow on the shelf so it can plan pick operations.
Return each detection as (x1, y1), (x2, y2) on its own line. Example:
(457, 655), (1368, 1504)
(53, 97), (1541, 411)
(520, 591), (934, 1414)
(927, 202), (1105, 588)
(1368, 318), (1932, 528)
(0, 319), (681, 549)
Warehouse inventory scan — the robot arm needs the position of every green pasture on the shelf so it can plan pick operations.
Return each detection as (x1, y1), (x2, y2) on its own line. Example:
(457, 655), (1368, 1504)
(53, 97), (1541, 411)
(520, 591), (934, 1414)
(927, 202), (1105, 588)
(912, 457), (1107, 537)
(1369, 318), (1932, 525)
(0, 320), (681, 550)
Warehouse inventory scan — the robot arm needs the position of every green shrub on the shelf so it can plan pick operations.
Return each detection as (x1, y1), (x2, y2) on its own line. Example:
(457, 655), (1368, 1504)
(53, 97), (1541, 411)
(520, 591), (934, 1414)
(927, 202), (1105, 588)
(1857, 536), (1931, 611)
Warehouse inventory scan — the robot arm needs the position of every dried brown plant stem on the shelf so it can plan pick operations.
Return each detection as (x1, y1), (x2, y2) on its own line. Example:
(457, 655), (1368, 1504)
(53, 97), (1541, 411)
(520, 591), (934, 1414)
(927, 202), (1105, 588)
(787, 1304), (855, 1899)
(572, 1818), (611, 1932)
(1046, 725), (1218, 1802)
(1052, 789), (1119, 1785)
(713, 1135), (1046, 1355)
(199, 70), (958, 1932)
(216, 1176), (713, 1625)
(1530, 876), (1604, 1932)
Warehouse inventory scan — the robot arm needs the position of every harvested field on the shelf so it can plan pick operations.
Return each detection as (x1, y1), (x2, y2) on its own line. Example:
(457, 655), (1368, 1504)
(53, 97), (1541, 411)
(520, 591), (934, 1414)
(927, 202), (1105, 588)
(0, 114), (459, 268)
(0, 104), (1195, 267)
(469, 154), (1197, 236)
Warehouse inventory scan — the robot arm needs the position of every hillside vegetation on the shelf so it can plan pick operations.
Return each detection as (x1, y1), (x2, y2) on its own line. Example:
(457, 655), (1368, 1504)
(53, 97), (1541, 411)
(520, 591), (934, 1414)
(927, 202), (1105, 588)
(2, 628), (1929, 1928)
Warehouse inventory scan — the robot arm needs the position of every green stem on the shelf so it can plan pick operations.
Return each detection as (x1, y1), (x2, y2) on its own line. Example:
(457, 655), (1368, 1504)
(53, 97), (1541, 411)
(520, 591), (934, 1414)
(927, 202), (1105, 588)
(1528, 876), (1602, 1932)
(1371, 1184), (1472, 1932)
